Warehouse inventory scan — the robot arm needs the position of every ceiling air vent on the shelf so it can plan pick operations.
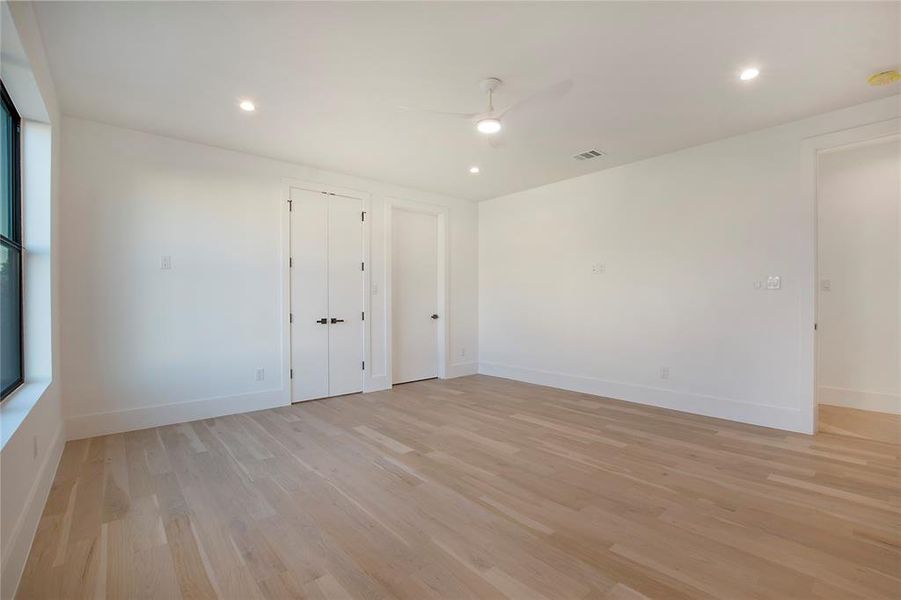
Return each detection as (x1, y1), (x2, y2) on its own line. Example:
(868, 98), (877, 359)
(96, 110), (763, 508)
(573, 149), (604, 161)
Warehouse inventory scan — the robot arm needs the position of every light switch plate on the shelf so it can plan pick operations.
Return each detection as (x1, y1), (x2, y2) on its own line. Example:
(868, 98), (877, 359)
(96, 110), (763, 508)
(766, 276), (781, 290)
(161, 256), (172, 270)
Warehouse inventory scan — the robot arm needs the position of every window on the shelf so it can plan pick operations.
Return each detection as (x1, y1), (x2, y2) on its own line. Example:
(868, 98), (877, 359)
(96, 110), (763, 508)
(1, 79), (22, 400)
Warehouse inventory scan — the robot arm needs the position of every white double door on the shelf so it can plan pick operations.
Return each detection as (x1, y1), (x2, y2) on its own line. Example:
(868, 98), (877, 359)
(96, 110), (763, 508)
(291, 188), (363, 402)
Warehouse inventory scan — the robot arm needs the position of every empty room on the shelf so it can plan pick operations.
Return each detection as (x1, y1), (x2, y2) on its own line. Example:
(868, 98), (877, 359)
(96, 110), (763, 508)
(1, 1), (899, 599)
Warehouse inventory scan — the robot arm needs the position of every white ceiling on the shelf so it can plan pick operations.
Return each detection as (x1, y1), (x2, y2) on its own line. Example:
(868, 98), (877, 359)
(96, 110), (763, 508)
(33, 1), (899, 201)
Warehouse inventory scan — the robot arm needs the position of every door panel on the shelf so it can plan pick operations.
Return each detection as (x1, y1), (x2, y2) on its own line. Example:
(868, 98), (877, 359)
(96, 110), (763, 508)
(327, 195), (364, 396)
(392, 209), (438, 384)
(290, 190), (329, 401)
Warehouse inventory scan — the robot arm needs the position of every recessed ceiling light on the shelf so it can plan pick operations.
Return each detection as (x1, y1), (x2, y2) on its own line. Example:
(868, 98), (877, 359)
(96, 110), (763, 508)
(239, 99), (256, 112)
(739, 68), (760, 81)
(469, 166), (480, 174)
(476, 118), (502, 134)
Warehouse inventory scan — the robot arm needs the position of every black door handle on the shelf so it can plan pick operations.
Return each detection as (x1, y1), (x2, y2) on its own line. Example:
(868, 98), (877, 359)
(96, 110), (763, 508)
(431, 314), (439, 320)
(331, 318), (345, 324)
(315, 318), (328, 324)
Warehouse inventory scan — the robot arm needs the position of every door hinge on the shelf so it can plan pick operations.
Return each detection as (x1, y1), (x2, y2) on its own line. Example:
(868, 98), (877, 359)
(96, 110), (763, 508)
(290, 369), (294, 379)
(362, 311), (365, 321)
(361, 211), (366, 222)
(289, 257), (293, 268)
(362, 361), (365, 370)
(289, 313), (294, 324)
(814, 323), (818, 331)
(361, 262), (365, 271)
(287, 199), (293, 211)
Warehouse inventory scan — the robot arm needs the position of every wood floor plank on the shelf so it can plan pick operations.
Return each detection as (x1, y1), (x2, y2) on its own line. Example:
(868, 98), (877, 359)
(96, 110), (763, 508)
(818, 404), (901, 445)
(18, 375), (901, 599)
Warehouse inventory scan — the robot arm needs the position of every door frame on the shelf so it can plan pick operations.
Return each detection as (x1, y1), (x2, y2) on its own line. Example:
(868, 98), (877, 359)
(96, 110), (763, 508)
(386, 197), (449, 384)
(800, 117), (900, 434)
(283, 180), (372, 403)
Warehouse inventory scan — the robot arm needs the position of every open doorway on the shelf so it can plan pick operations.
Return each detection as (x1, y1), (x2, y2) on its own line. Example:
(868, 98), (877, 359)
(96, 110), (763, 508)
(816, 135), (900, 443)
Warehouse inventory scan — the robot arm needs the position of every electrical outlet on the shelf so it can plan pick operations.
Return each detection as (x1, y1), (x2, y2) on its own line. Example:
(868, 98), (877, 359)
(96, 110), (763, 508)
(460, 347), (466, 358)
(591, 263), (606, 274)
(160, 255), (172, 270)
(255, 368), (265, 381)
(660, 367), (670, 380)
(766, 276), (781, 290)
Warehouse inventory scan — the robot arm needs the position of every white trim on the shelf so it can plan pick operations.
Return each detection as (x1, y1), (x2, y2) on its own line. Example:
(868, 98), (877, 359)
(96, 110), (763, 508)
(65, 388), (287, 440)
(801, 118), (901, 434)
(446, 362), (478, 378)
(0, 381), (50, 449)
(386, 197), (450, 385)
(1, 423), (64, 600)
(280, 181), (292, 403)
(362, 194), (373, 390)
(479, 362), (805, 431)
(364, 375), (392, 394)
(818, 133), (901, 155)
(818, 386), (901, 415)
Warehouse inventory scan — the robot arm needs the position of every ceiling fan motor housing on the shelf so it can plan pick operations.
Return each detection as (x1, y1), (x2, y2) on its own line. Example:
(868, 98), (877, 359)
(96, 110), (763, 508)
(479, 77), (503, 94)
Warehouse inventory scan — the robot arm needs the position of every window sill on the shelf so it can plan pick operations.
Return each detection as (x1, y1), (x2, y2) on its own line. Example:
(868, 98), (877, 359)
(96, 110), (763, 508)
(0, 379), (51, 449)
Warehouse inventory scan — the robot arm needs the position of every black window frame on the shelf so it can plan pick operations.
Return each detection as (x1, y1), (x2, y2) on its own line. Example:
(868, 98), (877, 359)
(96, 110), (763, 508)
(1, 79), (23, 400)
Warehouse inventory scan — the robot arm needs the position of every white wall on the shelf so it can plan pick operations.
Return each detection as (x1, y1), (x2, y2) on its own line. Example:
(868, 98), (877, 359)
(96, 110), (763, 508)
(817, 138), (900, 414)
(0, 2), (65, 598)
(479, 96), (900, 433)
(60, 117), (478, 439)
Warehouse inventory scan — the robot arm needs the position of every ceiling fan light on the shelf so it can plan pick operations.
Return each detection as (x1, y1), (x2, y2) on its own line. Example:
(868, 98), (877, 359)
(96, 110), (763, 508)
(476, 118), (502, 134)
(739, 67), (760, 81)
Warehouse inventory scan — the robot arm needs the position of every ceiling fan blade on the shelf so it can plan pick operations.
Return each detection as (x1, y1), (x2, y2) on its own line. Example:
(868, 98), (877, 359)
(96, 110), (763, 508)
(494, 79), (573, 119)
(397, 106), (480, 120)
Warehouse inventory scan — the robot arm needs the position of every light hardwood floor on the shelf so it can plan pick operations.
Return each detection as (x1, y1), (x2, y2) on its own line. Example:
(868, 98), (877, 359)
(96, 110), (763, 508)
(818, 403), (901, 445)
(17, 375), (901, 599)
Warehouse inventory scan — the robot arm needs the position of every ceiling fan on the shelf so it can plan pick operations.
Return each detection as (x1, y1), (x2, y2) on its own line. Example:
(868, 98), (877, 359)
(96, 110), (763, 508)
(399, 77), (573, 136)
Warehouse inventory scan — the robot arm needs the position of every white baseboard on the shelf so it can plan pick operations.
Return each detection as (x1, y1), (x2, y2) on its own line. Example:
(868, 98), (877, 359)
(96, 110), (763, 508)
(445, 362), (479, 379)
(65, 388), (289, 440)
(817, 386), (901, 415)
(365, 374), (391, 394)
(1, 423), (65, 600)
(478, 362), (805, 432)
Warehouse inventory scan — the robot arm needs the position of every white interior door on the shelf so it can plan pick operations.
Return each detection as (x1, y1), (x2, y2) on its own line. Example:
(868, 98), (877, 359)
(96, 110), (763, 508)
(392, 208), (439, 384)
(290, 189), (363, 401)
(290, 189), (330, 401)
(327, 195), (364, 396)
